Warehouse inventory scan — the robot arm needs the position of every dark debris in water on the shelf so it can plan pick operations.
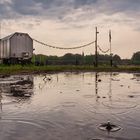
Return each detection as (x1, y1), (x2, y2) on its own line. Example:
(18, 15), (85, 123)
(91, 139), (102, 140)
(128, 95), (134, 98)
(0, 74), (10, 78)
(11, 88), (32, 97)
(98, 121), (121, 132)
(43, 75), (52, 82)
(2, 76), (34, 98)
(87, 83), (92, 85)
(102, 96), (106, 99)
(15, 80), (33, 85)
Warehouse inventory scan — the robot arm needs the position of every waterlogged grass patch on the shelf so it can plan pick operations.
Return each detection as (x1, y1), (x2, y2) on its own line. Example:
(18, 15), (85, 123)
(0, 65), (139, 75)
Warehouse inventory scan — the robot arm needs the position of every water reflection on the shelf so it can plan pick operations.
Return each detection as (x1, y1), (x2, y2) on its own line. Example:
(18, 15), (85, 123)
(95, 72), (99, 102)
(108, 73), (112, 101)
(133, 73), (140, 81)
(37, 74), (53, 90)
(0, 73), (139, 140)
(95, 72), (112, 101)
(0, 92), (2, 112)
(0, 75), (33, 103)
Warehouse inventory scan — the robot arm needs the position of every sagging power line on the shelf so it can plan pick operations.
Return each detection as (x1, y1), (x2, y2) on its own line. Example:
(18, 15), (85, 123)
(33, 27), (112, 67)
(33, 38), (95, 50)
(98, 45), (110, 53)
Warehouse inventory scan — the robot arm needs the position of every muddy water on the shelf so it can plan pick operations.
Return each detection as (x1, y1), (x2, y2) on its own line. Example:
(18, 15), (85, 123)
(0, 72), (140, 140)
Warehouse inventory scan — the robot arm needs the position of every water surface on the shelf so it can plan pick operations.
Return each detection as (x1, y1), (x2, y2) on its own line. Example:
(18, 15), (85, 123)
(0, 72), (140, 140)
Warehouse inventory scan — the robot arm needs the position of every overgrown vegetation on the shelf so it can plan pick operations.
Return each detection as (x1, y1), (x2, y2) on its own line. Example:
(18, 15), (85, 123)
(0, 65), (140, 75)
(31, 51), (140, 66)
(131, 51), (140, 65)
(32, 53), (121, 66)
(0, 52), (140, 75)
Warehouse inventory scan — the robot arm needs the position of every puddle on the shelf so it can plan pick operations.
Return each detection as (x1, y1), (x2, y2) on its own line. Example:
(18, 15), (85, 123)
(0, 73), (139, 140)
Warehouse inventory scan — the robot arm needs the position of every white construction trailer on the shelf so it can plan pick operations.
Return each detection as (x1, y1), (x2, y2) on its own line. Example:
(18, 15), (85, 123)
(0, 32), (33, 64)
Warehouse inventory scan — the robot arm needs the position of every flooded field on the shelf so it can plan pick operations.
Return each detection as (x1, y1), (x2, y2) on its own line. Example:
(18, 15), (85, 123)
(0, 72), (140, 140)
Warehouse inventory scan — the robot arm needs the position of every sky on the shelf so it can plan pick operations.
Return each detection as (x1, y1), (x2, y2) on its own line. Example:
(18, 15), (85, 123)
(0, 0), (140, 59)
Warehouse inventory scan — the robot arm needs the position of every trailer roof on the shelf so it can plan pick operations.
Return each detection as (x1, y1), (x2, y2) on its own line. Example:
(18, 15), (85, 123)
(1, 33), (15, 40)
(1, 32), (32, 40)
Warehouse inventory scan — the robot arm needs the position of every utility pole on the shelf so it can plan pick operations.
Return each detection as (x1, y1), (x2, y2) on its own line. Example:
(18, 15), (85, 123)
(0, 23), (1, 52)
(0, 22), (1, 39)
(95, 27), (99, 67)
(109, 30), (113, 67)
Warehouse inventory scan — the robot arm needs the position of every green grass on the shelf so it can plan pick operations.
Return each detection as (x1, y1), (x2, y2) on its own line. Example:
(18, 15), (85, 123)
(0, 65), (140, 75)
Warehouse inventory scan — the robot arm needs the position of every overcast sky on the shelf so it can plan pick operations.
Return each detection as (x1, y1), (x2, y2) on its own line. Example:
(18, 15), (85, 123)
(0, 0), (140, 58)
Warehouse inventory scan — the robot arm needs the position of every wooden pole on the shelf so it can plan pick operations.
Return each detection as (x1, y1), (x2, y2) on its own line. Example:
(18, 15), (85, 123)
(109, 30), (113, 66)
(95, 27), (99, 67)
(0, 22), (1, 39)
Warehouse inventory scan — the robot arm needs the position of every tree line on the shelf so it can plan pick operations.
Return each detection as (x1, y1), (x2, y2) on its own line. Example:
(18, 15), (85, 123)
(32, 51), (140, 66)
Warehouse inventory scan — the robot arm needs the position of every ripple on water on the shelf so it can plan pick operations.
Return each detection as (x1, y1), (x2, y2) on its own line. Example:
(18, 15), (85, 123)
(0, 119), (46, 130)
(83, 94), (95, 99)
(1, 99), (18, 105)
(0, 119), (48, 140)
(85, 99), (138, 117)
(102, 100), (138, 110)
(61, 101), (76, 108)
(98, 122), (121, 132)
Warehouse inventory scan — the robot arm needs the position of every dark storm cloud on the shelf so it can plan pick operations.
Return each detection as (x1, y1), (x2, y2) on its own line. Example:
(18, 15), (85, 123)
(99, 0), (140, 15)
(0, 1), (13, 19)
(74, 0), (98, 5)
(0, 0), (140, 21)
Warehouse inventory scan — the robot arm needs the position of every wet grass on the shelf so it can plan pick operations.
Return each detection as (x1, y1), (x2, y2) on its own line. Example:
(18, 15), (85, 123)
(0, 65), (140, 75)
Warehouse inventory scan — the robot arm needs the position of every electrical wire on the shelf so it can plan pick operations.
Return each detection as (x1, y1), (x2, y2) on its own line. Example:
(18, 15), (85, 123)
(97, 45), (110, 53)
(33, 38), (95, 50)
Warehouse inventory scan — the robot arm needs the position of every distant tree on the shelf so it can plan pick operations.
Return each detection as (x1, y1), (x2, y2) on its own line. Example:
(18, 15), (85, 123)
(112, 54), (121, 65)
(131, 51), (140, 65)
(113, 54), (121, 61)
(121, 59), (131, 65)
(61, 53), (78, 65)
(32, 53), (123, 66)
(84, 55), (94, 65)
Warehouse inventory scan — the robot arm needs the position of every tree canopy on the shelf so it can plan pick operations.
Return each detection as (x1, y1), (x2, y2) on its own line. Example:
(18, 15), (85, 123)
(131, 51), (140, 65)
(32, 53), (123, 66)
